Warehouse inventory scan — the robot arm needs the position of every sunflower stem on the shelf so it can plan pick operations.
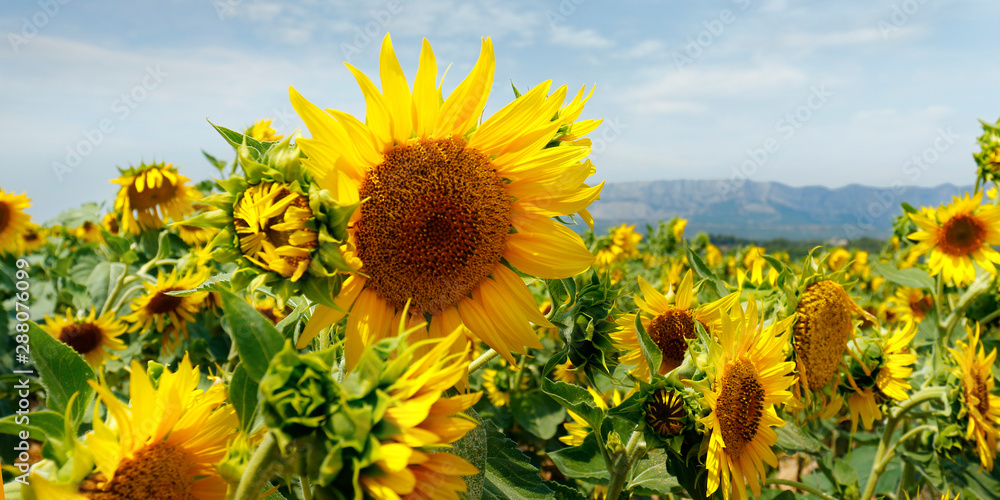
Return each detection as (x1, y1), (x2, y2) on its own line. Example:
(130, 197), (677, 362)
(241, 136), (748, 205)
(764, 479), (838, 500)
(468, 348), (498, 374)
(300, 475), (313, 500)
(99, 268), (129, 317)
(860, 388), (946, 500)
(234, 432), (280, 500)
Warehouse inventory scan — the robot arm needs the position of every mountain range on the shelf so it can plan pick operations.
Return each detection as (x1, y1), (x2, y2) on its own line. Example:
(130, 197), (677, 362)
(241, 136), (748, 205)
(586, 179), (973, 241)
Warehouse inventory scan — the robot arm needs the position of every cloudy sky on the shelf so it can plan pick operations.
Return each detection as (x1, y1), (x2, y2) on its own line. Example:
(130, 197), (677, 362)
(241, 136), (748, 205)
(2, 0), (996, 220)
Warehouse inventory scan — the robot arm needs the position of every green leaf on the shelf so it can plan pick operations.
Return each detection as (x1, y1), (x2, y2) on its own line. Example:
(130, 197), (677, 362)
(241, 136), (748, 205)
(685, 245), (728, 297)
(27, 322), (96, 426)
(85, 262), (127, 313)
(219, 290), (284, 382)
(482, 420), (557, 499)
(209, 121), (268, 161)
(833, 459), (859, 486)
(634, 313), (661, 383)
(628, 449), (680, 495)
(0, 410), (67, 460)
(166, 272), (232, 297)
(547, 434), (610, 482)
(541, 377), (604, 430)
(203, 150), (228, 172)
(229, 364), (260, 432)
(454, 409), (487, 500)
(510, 390), (565, 440)
(870, 260), (934, 290)
(775, 421), (824, 455)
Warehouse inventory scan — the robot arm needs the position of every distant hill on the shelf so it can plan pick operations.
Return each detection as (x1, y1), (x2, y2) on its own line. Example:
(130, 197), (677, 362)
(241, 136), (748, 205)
(587, 179), (972, 241)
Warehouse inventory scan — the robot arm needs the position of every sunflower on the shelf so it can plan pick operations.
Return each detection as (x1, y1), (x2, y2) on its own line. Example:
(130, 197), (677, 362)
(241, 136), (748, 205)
(949, 325), (1000, 471)
(101, 213), (120, 235)
(83, 355), (238, 499)
(890, 287), (934, 323)
(74, 221), (103, 243)
(112, 162), (198, 235)
(908, 191), (1000, 286)
(560, 387), (622, 447)
(123, 268), (209, 351)
(480, 359), (528, 408)
(596, 224), (642, 267)
(232, 182), (318, 282)
(359, 328), (482, 500)
(613, 271), (738, 381)
(0, 189), (32, 255)
(41, 308), (127, 367)
(249, 294), (288, 324)
(292, 35), (603, 368)
(176, 221), (218, 248)
(644, 388), (688, 438)
(793, 280), (873, 393)
(742, 246), (768, 285)
(842, 321), (918, 432)
(672, 218), (687, 241)
(19, 223), (47, 253)
(248, 118), (284, 142)
(694, 299), (796, 500)
(553, 359), (587, 385)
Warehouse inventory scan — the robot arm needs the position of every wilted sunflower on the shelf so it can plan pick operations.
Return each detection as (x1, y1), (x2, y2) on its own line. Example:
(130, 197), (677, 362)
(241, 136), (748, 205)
(112, 162), (198, 235)
(613, 271), (738, 380)
(83, 355), (238, 499)
(292, 35), (603, 369)
(694, 299), (796, 500)
(42, 308), (126, 367)
(123, 268), (209, 351)
(840, 321), (918, 432)
(908, 191), (1000, 286)
(949, 325), (1000, 471)
(0, 189), (32, 255)
(359, 328), (482, 500)
(793, 280), (873, 394)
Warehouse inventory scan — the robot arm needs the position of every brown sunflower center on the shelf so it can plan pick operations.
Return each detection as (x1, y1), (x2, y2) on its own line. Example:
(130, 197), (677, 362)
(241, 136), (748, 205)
(354, 138), (511, 312)
(0, 201), (10, 233)
(644, 389), (686, 437)
(940, 213), (987, 256)
(971, 368), (990, 416)
(59, 322), (103, 354)
(128, 174), (179, 211)
(910, 295), (933, 319)
(794, 280), (853, 390)
(647, 308), (698, 373)
(715, 358), (765, 457)
(146, 288), (183, 315)
(86, 442), (193, 500)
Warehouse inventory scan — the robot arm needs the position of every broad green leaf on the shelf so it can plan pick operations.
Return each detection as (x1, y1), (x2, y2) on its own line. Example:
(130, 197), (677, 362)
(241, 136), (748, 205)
(870, 260), (934, 290)
(628, 449), (680, 495)
(167, 272), (232, 297)
(482, 420), (557, 499)
(454, 410), (487, 500)
(775, 421), (824, 455)
(220, 290), (284, 382)
(27, 322), (96, 427)
(229, 364), (259, 432)
(685, 245), (728, 297)
(548, 434), (610, 482)
(0, 410), (66, 452)
(85, 262), (127, 313)
(541, 377), (604, 430)
(634, 313), (661, 383)
(510, 390), (565, 440)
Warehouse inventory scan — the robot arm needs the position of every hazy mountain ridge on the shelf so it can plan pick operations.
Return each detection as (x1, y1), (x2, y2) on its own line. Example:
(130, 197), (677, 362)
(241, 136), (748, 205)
(588, 179), (972, 240)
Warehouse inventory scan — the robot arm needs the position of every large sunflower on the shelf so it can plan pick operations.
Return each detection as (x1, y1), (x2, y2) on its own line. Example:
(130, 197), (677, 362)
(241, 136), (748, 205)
(123, 268), (209, 351)
(949, 325), (1000, 471)
(694, 298), (796, 500)
(613, 271), (738, 381)
(0, 189), (32, 255)
(112, 162), (198, 235)
(83, 355), (238, 499)
(793, 280), (872, 393)
(292, 35), (603, 368)
(908, 191), (1000, 286)
(41, 307), (127, 367)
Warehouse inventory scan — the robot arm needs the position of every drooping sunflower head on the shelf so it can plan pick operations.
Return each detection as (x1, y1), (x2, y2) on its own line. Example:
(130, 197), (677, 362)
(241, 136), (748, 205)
(696, 298), (796, 500)
(0, 188), (32, 255)
(42, 307), (127, 367)
(123, 267), (209, 351)
(793, 280), (871, 393)
(292, 34), (603, 367)
(948, 324), (1000, 472)
(613, 271), (739, 380)
(111, 162), (198, 235)
(908, 191), (1000, 286)
(85, 354), (238, 499)
(839, 320), (918, 432)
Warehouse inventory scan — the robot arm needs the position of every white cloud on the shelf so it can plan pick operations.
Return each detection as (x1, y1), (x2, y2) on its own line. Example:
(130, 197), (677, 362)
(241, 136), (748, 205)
(549, 25), (614, 49)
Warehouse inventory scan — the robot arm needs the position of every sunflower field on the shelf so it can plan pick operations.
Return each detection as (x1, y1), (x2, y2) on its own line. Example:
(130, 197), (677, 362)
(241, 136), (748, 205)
(2, 35), (1000, 500)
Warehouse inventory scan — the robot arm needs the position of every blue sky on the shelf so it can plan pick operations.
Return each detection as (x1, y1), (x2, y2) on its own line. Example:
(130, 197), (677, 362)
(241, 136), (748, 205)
(1, 0), (997, 220)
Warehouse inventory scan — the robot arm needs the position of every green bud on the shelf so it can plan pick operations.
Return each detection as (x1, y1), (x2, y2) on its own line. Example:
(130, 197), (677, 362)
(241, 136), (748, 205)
(259, 343), (341, 446)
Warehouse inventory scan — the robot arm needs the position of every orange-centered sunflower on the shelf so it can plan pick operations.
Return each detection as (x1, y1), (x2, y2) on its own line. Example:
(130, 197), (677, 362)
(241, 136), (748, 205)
(949, 325), (1000, 471)
(291, 35), (603, 369)
(908, 191), (1000, 286)
(112, 162), (198, 235)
